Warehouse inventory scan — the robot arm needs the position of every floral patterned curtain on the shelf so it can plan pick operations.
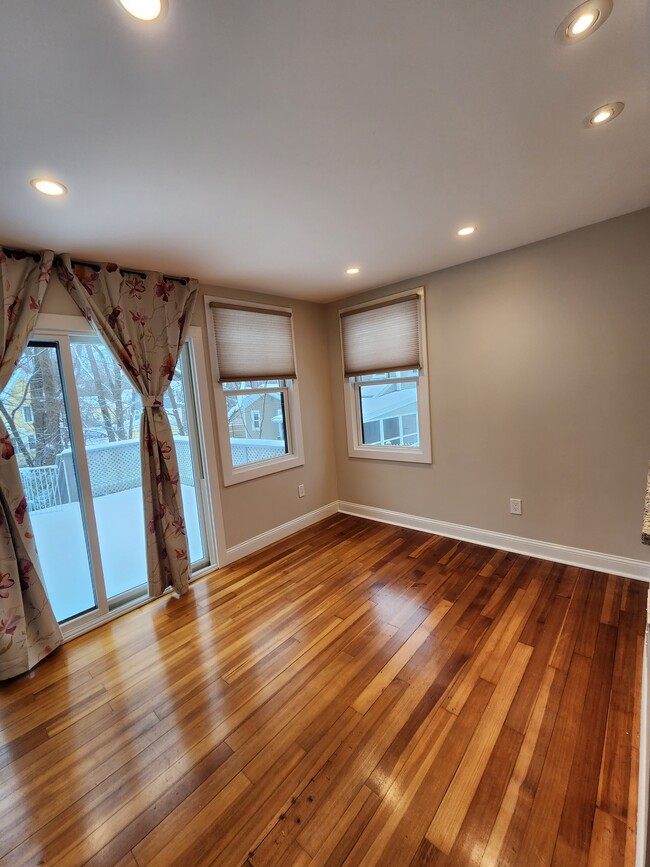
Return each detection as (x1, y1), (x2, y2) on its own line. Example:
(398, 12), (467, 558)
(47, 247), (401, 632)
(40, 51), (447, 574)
(0, 249), (63, 680)
(57, 255), (198, 598)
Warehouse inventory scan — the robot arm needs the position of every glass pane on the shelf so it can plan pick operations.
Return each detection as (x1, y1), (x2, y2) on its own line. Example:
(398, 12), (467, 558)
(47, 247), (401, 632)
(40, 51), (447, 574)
(163, 347), (208, 567)
(224, 380), (283, 389)
(359, 379), (419, 447)
(362, 419), (381, 445)
(70, 338), (146, 600)
(0, 343), (96, 622)
(224, 387), (288, 466)
(402, 412), (418, 445)
(355, 369), (419, 383)
(382, 416), (400, 444)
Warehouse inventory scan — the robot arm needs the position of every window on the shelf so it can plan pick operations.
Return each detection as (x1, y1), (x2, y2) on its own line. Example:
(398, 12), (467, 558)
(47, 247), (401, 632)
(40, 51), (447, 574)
(224, 382), (289, 467)
(22, 404), (34, 423)
(207, 297), (304, 485)
(358, 372), (420, 446)
(340, 289), (431, 463)
(0, 321), (216, 631)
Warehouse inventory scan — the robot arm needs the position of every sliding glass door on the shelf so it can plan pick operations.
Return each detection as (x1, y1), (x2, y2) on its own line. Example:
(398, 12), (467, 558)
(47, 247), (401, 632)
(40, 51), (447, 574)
(0, 341), (100, 622)
(164, 346), (209, 569)
(70, 336), (148, 603)
(0, 330), (211, 627)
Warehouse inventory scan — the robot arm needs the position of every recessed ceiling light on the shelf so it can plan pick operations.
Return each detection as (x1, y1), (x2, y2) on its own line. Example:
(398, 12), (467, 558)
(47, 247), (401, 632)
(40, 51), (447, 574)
(592, 108), (613, 123)
(346, 267), (361, 275)
(556, 0), (612, 44)
(117, 0), (164, 21)
(30, 178), (67, 197)
(570, 11), (598, 34)
(457, 226), (476, 236)
(585, 102), (624, 127)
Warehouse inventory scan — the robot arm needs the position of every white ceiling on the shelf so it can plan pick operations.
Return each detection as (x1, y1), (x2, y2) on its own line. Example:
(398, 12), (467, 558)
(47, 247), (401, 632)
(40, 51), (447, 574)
(0, 0), (648, 302)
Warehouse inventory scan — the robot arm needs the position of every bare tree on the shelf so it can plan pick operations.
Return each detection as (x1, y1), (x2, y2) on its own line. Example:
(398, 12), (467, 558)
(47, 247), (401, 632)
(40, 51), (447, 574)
(1, 339), (193, 473)
(83, 343), (117, 442)
(29, 347), (68, 466)
(169, 390), (186, 435)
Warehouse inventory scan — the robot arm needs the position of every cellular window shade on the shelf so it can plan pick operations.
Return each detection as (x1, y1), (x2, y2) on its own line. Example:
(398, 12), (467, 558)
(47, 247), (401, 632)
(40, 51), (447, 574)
(340, 295), (422, 377)
(210, 303), (296, 382)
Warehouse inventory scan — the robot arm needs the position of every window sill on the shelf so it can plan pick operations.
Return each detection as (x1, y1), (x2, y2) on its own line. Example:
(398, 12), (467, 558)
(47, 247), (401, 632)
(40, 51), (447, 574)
(222, 452), (305, 486)
(347, 444), (432, 464)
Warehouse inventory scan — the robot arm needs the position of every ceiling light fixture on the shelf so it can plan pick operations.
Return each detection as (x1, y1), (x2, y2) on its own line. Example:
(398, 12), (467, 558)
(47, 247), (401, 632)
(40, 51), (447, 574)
(556, 0), (612, 44)
(585, 101), (624, 127)
(457, 226), (476, 236)
(30, 178), (67, 197)
(570, 11), (598, 34)
(345, 267), (361, 275)
(592, 108), (613, 123)
(117, 0), (164, 21)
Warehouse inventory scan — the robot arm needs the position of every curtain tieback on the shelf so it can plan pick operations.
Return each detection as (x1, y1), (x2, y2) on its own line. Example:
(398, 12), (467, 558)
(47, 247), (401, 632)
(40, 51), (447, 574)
(142, 396), (163, 409)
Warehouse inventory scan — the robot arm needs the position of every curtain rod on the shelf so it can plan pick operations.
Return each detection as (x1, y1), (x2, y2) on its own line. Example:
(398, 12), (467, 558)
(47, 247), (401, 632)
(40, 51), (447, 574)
(54, 255), (189, 286)
(42, 254), (190, 286)
(0, 246), (190, 285)
(1, 246), (42, 263)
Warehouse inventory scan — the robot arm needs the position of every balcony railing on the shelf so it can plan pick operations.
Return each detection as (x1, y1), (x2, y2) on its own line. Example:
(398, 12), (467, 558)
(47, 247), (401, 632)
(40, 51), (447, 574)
(19, 466), (63, 513)
(21, 437), (196, 511)
(230, 438), (286, 466)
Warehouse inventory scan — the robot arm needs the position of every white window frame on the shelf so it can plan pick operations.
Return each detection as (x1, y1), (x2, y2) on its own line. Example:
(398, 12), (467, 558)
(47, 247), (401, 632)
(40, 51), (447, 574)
(22, 404), (34, 423)
(341, 288), (432, 464)
(205, 296), (305, 486)
(250, 408), (262, 432)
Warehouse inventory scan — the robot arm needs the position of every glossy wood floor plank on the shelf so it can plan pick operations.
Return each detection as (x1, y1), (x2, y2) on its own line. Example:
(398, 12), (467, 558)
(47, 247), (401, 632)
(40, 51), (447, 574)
(0, 514), (645, 866)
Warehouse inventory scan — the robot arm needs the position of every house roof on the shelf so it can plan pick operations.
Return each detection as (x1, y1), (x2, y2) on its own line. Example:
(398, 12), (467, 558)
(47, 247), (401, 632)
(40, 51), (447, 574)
(227, 394), (262, 419)
(362, 389), (417, 421)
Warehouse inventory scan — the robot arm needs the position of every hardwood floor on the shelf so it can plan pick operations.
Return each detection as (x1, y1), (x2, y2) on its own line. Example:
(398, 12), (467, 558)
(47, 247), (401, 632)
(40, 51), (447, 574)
(0, 515), (646, 866)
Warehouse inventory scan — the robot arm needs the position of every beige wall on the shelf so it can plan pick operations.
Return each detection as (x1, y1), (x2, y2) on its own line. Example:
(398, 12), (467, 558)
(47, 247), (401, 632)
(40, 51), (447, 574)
(194, 283), (337, 549)
(40, 272), (81, 316)
(40, 273), (338, 553)
(26, 207), (650, 563)
(327, 208), (650, 563)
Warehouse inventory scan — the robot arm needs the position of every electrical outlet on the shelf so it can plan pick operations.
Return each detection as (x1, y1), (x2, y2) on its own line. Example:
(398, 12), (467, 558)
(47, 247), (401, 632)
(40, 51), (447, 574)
(298, 484), (305, 498)
(510, 498), (522, 515)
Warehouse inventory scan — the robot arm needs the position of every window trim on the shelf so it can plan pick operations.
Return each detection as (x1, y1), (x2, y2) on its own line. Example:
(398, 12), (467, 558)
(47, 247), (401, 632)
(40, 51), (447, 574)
(340, 288), (432, 464)
(205, 296), (305, 486)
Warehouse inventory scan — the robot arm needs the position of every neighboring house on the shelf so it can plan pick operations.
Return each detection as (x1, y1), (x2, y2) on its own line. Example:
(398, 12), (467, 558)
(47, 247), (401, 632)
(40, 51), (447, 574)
(361, 385), (419, 446)
(0, 366), (37, 467)
(227, 393), (284, 441)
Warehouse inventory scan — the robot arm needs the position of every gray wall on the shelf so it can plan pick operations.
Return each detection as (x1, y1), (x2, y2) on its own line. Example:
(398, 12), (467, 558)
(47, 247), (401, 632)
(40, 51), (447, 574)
(37, 208), (650, 563)
(327, 208), (650, 563)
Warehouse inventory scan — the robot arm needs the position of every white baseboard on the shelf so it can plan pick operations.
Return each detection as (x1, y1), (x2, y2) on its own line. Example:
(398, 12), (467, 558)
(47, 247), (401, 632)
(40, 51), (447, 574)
(224, 501), (340, 564)
(223, 498), (650, 581)
(338, 501), (650, 583)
